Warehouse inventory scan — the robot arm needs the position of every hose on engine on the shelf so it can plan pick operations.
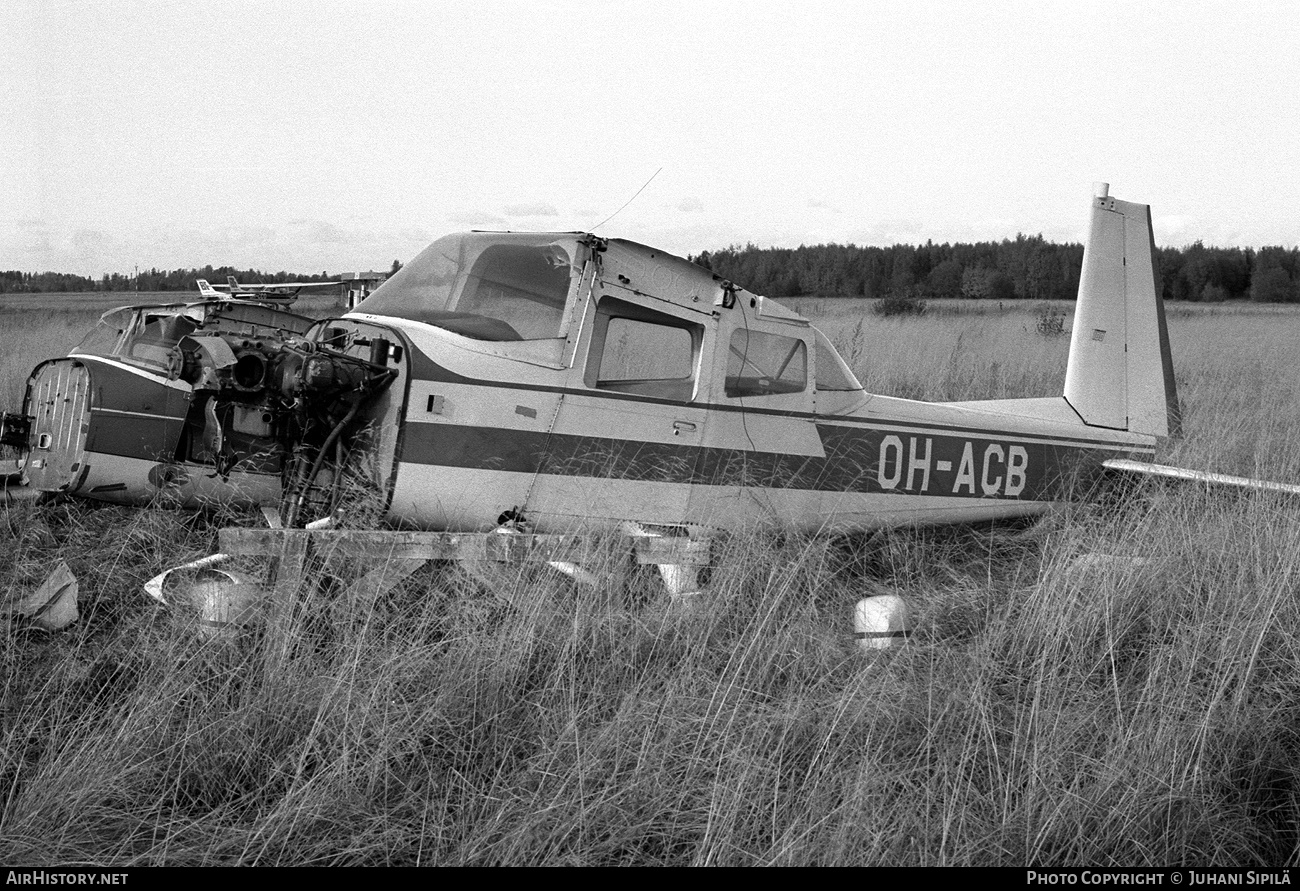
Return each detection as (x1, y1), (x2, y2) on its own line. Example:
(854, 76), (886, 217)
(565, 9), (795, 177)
(282, 396), (363, 529)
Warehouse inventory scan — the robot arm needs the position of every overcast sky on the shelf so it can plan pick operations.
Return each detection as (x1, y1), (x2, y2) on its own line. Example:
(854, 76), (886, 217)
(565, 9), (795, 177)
(4, 1), (1298, 278)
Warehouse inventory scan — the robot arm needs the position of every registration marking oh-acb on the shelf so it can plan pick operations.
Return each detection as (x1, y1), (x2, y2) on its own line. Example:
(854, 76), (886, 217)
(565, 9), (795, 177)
(877, 434), (1030, 497)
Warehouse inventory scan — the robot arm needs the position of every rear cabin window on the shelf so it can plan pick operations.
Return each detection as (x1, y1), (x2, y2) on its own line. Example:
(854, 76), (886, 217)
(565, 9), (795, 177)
(812, 327), (862, 391)
(586, 299), (702, 401)
(726, 329), (807, 397)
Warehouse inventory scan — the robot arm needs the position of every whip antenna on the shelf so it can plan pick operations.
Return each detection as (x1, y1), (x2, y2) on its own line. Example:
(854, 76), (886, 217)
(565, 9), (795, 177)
(589, 167), (662, 232)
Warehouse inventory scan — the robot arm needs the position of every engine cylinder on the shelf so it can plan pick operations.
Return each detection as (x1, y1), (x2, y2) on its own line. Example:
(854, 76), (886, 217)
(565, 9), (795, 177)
(232, 352), (268, 390)
(300, 354), (367, 393)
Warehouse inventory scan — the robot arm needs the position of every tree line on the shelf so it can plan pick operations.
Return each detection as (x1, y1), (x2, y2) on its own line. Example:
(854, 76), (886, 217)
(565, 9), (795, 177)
(0, 266), (338, 295)
(690, 238), (1300, 303)
(4, 242), (1299, 303)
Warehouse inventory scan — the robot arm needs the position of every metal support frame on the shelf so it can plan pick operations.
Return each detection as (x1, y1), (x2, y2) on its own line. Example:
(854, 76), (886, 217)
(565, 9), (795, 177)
(217, 527), (712, 600)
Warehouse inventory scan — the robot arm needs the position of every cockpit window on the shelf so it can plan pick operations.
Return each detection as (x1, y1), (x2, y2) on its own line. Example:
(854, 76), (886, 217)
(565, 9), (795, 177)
(458, 244), (572, 339)
(124, 313), (198, 372)
(353, 233), (580, 341)
(72, 305), (201, 374)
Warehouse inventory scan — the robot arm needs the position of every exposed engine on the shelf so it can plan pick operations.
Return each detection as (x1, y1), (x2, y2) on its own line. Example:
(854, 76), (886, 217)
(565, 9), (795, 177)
(3, 299), (399, 525)
(170, 310), (398, 525)
(271, 332), (399, 526)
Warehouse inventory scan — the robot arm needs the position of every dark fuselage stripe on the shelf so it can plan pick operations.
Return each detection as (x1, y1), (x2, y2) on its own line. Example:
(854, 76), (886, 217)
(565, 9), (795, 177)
(399, 420), (1133, 501)
(78, 358), (190, 461)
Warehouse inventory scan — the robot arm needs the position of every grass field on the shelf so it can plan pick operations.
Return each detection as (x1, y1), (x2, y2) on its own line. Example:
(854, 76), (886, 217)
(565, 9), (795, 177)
(4, 294), (1300, 865)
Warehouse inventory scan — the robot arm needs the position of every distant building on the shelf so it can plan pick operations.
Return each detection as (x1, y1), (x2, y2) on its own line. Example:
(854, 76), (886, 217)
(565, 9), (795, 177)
(340, 271), (389, 309)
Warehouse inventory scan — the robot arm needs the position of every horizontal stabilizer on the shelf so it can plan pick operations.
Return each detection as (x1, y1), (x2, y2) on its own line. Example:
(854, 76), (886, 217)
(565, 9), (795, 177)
(1103, 458), (1300, 498)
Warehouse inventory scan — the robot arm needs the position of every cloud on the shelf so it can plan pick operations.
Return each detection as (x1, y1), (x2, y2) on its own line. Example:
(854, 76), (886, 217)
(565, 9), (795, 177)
(70, 228), (110, 254)
(676, 197), (705, 213)
(1153, 214), (1197, 246)
(11, 224), (54, 256)
(2, 219), (432, 277)
(503, 202), (558, 217)
(308, 222), (347, 244)
(875, 218), (924, 239)
(282, 220), (347, 244)
(397, 226), (433, 243)
(447, 210), (506, 225)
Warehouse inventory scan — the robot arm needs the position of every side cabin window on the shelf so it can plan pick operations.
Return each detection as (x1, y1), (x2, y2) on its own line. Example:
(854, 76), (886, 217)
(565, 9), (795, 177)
(725, 328), (807, 397)
(584, 297), (702, 401)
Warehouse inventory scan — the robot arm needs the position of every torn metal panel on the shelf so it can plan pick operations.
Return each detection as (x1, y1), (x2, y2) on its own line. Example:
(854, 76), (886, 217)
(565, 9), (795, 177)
(6, 561), (79, 632)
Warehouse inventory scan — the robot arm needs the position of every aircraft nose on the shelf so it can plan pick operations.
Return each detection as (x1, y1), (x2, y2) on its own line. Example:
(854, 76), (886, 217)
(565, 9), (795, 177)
(21, 360), (93, 493)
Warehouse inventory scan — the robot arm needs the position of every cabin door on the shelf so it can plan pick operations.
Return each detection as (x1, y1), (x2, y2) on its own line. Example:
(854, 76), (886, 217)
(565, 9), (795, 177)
(527, 296), (709, 530)
(692, 321), (823, 526)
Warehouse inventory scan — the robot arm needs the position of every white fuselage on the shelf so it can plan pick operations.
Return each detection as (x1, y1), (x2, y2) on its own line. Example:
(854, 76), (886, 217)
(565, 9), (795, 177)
(350, 313), (1153, 535)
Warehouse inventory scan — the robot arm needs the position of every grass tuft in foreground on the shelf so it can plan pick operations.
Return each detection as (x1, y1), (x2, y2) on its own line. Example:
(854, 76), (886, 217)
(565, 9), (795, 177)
(4, 487), (1300, 864)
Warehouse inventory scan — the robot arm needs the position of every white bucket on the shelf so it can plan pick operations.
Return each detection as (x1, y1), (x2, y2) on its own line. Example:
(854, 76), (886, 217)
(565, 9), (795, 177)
(657, 563), (701, 599)
(185, 569), (261, 638)
(853, 595), (911, 650)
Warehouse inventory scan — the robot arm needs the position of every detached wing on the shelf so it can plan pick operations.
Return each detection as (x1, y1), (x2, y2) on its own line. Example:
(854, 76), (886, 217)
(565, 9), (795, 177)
(1103, 458), (1300, 498)
(246, 281), (340, 290)
(237, 282), (341, 297)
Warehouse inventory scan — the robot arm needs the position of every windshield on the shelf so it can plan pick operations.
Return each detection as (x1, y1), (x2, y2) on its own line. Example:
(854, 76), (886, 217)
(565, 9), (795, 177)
(71, 307), (135, 359)
(71, 305), (203, 374)
(353, 233), (582, 341)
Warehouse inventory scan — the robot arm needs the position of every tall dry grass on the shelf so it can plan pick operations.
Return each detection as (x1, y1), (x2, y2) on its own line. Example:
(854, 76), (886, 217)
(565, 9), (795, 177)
(3, 297), (1300, 864)
(0, 306), (103, 408)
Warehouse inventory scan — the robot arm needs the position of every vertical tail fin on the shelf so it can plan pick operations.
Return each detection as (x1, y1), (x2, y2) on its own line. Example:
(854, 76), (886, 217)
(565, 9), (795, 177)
(1064, 183), (1181, 439)
(196, 279), (222, 299)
